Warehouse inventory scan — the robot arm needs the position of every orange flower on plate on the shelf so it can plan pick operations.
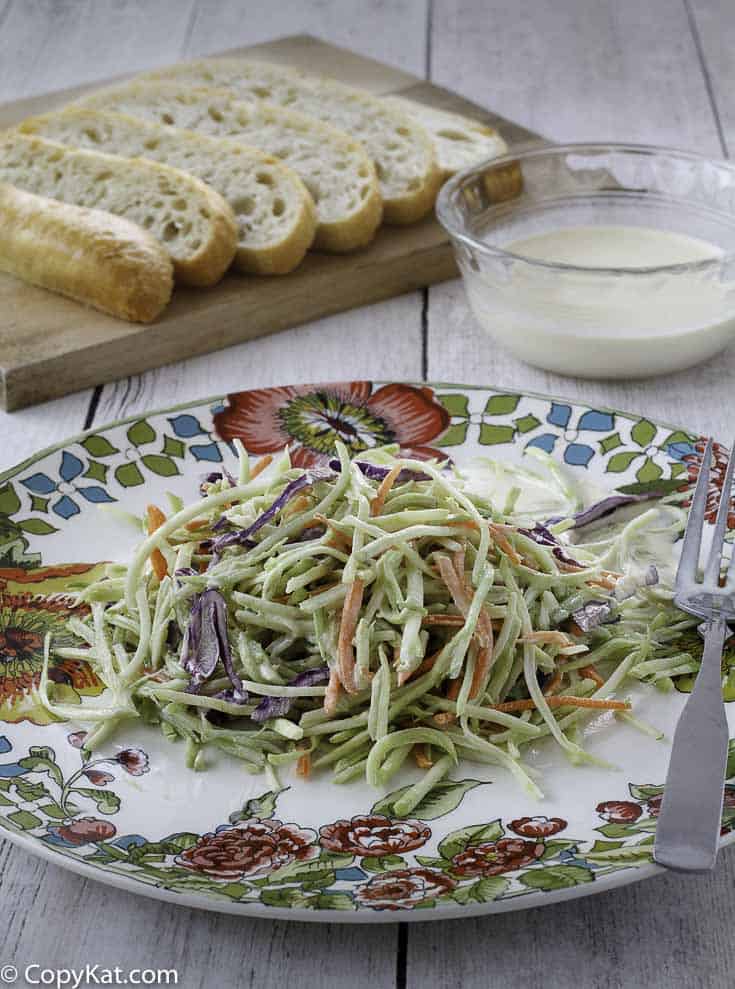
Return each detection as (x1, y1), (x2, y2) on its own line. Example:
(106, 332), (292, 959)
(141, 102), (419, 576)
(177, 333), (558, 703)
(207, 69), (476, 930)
(0, 592), (103, 725)
(213, 381), (450, 467)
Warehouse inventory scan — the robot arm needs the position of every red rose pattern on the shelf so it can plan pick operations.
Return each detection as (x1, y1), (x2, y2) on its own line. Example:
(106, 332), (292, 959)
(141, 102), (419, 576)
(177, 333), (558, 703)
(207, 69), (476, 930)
(176, 819), (319, 880)
(56, 817), (116, 845)
(509, 816), (567, 838)
(354, 867), (456, 910)
(115, 748), (149, 776)
(679, 438), (735, 528)
(319, 814), (431, 857)
(451, 838), (545, 878)
(596, 801), (643, 824)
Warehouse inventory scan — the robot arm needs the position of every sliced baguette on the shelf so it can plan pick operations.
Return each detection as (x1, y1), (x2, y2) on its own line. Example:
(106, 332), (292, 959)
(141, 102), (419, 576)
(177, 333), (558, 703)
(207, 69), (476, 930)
(0, 133), (237, 287)
(19, 108), (317, 276)
(78, 82), (382, 253)
(383, 97), (508, 179)
(0, 182), (173, 322)
(137, 59), (441, 225)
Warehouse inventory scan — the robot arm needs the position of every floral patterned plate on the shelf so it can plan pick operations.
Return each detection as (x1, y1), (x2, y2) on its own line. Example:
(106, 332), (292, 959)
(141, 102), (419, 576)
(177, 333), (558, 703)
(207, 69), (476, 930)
(0, 379), (732, 923)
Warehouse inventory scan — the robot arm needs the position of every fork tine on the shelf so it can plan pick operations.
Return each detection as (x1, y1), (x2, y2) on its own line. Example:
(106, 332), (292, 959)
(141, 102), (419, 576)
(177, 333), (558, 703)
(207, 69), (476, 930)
(677, 438), (713, 585)
(705, 440), (735, 585)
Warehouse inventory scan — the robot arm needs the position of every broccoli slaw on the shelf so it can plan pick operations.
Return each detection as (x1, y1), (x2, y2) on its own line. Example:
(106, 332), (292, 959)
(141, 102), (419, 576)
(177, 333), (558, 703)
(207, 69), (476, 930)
(37, 440), (700, 815)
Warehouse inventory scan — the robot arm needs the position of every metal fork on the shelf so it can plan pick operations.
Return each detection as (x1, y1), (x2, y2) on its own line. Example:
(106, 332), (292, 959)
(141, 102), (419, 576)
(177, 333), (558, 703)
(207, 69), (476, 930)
(653, 438), (734, 872)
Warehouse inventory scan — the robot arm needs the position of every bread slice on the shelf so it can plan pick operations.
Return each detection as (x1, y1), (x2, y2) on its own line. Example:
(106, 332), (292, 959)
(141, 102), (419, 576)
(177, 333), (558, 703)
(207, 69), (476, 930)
(0, 133), (237, 287)
(78, 82), (382, 253)
(0, 182), (173, 322)
(137, 59), (441, 225)
(383, 97), (508, 180)
(19, 108), (317, 276)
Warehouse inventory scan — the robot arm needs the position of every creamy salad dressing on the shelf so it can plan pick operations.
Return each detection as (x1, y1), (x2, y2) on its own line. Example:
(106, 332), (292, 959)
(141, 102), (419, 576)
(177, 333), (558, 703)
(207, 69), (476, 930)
(462, 224), (735, 378)
(506, 225), (721, 268)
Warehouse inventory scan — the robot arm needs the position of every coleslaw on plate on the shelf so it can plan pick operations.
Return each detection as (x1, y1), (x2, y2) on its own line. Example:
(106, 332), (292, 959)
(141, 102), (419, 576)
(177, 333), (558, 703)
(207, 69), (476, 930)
(37, 440), (700, 815)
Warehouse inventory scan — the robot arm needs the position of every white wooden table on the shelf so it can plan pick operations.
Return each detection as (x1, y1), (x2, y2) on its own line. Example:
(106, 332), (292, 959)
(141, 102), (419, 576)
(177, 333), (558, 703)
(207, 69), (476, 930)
(2, 1), (735, 986)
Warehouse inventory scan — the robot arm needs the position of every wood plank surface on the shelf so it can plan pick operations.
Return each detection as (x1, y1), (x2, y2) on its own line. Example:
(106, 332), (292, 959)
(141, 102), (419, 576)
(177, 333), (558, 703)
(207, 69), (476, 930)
(3, 3), (735, 989)
(0, 30), (525, 412)
(411, 3), (735, 986)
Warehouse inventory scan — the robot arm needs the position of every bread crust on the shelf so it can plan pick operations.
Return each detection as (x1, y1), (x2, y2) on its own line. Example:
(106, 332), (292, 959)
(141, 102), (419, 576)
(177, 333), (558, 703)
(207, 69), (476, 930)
(141, 58), (439, 227)
(0, 182), (173, 322)
(0, 134), (238, 287)
(80, 82), (384, 254)
(20, 109), (318, 276)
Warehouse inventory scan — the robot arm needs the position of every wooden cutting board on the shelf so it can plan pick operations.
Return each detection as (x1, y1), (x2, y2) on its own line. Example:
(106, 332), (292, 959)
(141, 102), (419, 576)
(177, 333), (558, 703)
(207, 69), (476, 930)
(0, 34), (542, 411)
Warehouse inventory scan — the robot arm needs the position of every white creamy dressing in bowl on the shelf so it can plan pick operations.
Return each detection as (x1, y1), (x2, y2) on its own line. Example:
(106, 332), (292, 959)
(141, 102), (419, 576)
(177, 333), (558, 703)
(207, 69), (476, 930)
(507, 226), (719, 268)
(461, 224), (735, 378)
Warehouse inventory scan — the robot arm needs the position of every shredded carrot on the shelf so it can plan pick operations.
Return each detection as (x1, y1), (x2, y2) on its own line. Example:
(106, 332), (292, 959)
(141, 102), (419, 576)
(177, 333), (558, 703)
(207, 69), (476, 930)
(436, 555), (473, 614)
(446, 677), (462, 701)
(490, 695), (630, 713)
(308, 581), (340, 597)
(313, 513), (353, 552)
(543, 671), (563, 696)
(337, 578), (364, 694)
(435, 554), (495, 699)
(422, 613), (466, 628)
(452, 547), (466, 576)
(413, 744), (434, 769)
(401, 649), (442, 684)
(185, 518), (209, 532)
(588, 576), (617, 590)
(283, 494), (312, 520)
(370, 464), (402, 517)
(489, 524), (523, 565)
(323, 668), (340, 716)
(579, 665), (606, 687)
(454, 563), (494, 697)
(296, 751), (312, 778)
(146, 505), (168, 580)
(445, 518), (480, 531)
(556, 559), (585, 574)
(249, 454), (273, 480)
(470, 645), (493, 698)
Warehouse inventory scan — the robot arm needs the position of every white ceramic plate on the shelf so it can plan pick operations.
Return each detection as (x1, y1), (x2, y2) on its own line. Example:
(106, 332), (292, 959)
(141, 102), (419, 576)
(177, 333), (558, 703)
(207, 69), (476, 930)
(0, 380), (732, 922)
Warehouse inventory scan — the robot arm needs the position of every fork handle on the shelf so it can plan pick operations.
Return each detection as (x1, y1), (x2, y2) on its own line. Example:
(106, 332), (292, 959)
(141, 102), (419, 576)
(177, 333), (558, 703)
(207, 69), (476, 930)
(653, 617), (729, 872)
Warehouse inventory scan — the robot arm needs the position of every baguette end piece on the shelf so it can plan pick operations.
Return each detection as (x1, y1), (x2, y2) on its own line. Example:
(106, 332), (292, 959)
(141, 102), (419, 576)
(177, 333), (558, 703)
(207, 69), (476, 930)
(0, 182), (174, 323)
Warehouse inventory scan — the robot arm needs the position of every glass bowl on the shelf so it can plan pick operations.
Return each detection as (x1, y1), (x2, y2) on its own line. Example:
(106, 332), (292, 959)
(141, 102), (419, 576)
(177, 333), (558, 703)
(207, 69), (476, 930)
(436, 142), (735, 378)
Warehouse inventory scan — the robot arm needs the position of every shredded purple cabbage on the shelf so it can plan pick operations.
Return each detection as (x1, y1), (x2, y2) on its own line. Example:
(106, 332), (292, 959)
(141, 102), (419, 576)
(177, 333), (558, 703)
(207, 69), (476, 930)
(548, 492), (662, 530)
(182, 588), (247, 700)
(519, 523), (584, 568)
(174, 567), (196, 578)
(251, 695), (291, 722)
(250, 666), (329, 723)
(211, 470), (334, 555)
(199, 468), (236, 495)
(289, 667), (331, 687)
(327, 458), (429, 483)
